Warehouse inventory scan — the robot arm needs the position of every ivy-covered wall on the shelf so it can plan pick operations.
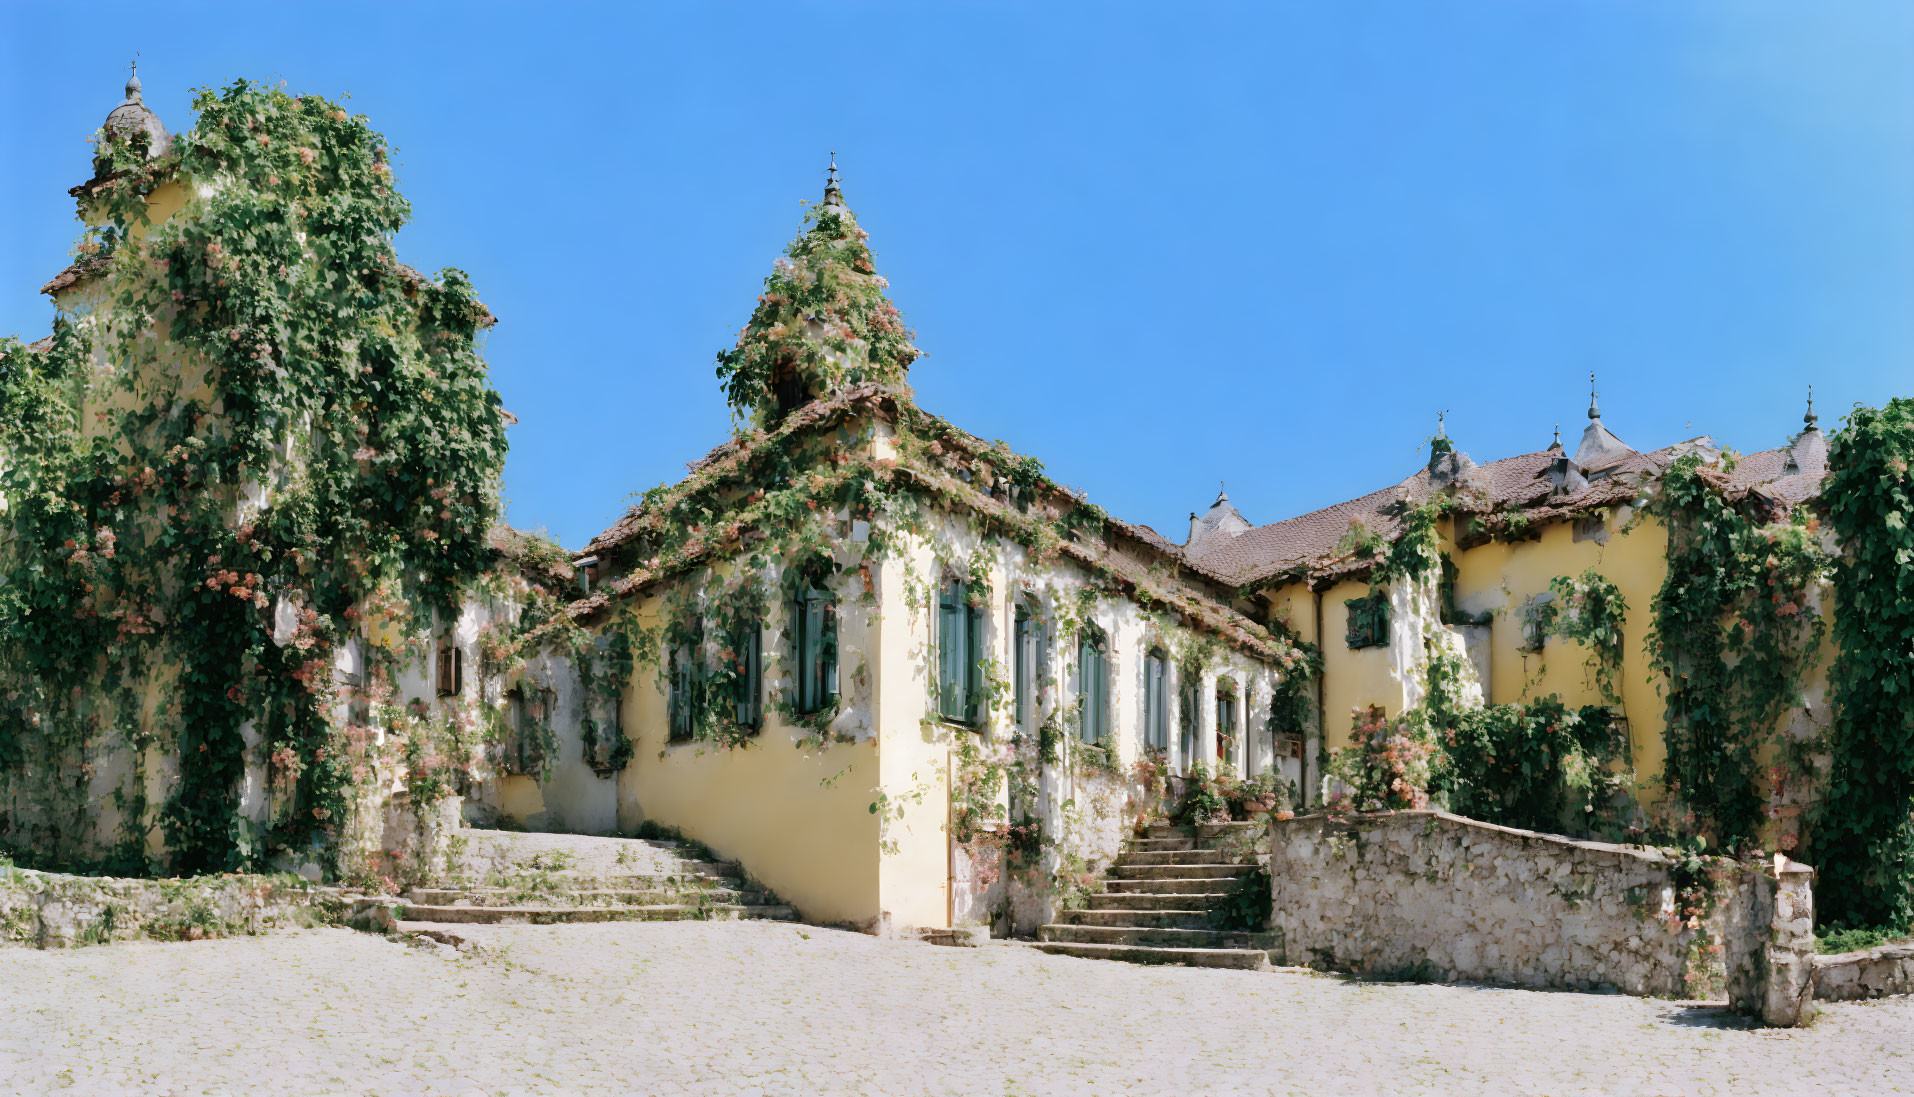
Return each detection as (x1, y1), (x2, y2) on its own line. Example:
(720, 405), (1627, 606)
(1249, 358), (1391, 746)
(0, 80), (509, 884)
(480, 409), (1299, 933)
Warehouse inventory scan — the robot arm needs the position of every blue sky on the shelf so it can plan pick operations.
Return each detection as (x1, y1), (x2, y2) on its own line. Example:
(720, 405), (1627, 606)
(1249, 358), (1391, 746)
(4, 3), (1910, 551)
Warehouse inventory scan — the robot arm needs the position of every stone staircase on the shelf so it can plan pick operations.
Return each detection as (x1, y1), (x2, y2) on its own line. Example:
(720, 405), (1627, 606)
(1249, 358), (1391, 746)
(395, 829), (797, 938)
(1036, 821), (1275, 970)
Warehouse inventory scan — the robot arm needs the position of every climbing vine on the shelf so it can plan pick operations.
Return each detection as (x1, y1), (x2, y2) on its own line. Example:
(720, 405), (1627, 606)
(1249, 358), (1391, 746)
(1534, 568), (1629, 705)
(714, 185), (919, 427)
(0, 80), (507, 876)
(1811, 398), (1914, 930)
(1644, 454), (1829, 851)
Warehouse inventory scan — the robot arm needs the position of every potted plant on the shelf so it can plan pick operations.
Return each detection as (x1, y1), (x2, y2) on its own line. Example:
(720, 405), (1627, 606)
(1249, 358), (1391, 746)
(1232, 772), (1294, 819)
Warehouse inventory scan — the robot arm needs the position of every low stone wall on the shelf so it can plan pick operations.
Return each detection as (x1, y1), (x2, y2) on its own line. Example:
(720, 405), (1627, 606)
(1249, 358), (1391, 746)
(1267, 811), (1816, 1025)
(1814, 942), (1914, 1001)
(0, 864), (346, 948)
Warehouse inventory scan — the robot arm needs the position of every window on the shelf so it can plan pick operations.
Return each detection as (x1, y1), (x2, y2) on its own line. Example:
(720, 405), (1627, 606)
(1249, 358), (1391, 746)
(1178, 675), (1199, 770)
(668, 623), (703, 742)
(1519, 591), (1557, 653)
(501, 685), (552, 775)
(728, 624), (762, 731)
(1143, 649), (1169, 752)
(1013, 599), (1044, 726)
(1077, 626), (1109, 743)
(938, 577), (986, 725)
(1216, 687), (1237, 768)
(1345, 592), (1389, 649)
(793, 579), (837, 714)
(436, 639), (463, 697)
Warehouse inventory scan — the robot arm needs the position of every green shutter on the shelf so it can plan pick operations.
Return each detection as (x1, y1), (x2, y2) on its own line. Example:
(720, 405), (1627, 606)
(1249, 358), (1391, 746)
(1013, 608), (1028, 726)
(965, 602), (984, 725)
(1080, 632), (1106, 744)
(938, 580), (963, 721)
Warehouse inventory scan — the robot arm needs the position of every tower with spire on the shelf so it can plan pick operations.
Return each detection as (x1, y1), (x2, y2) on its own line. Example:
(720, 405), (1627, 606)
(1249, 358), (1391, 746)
(714, 158), (920, 427)
(99, 60), (170, 161)
(1575, 372), (1633, 474)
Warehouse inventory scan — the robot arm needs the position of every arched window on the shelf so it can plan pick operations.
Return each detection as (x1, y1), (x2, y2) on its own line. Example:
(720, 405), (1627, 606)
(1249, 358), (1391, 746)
(792, 578), (837, 715)
(938, 576), (985, 725)
(1143, 649), (1170, 752)
(1077, 626), (1109, 743)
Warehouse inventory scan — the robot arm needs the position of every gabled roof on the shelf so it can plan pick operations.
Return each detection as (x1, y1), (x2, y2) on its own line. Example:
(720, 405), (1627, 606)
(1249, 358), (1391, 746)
(571, 385), (1295, 661)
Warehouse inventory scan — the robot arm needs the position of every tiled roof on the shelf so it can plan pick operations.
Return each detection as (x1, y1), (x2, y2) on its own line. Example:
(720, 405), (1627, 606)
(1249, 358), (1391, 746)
(38, 253), (109, 297)
(570, 386), (1289, 661)
(486, 523), (574, 583)
(1185, 430), (1829, 589)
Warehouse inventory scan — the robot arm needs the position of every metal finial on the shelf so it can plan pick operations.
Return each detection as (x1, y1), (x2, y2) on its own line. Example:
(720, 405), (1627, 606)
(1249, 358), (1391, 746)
(1588, 372), (1600, 420)
(823, 151), (843, 206)
(125, 57), (142, 102)
(1805, 385), (1818, 429)
(1553, 423), (1561, 447)
(1436, 409), (1448, 439)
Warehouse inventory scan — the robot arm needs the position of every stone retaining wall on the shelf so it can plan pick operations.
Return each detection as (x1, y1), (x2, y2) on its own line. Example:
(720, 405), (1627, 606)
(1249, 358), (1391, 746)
(1267, 810), (1816, 1025)
(1813, 942), (1914, 1001)
(0, 864), (345, 948)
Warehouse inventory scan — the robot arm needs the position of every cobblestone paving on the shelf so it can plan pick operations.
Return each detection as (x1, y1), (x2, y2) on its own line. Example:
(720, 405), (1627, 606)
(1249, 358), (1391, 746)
(1, 921), (1907, 1096)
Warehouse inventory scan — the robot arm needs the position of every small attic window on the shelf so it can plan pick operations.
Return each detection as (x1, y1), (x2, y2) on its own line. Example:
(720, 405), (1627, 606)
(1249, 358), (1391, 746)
(436, 639), (464, 697)
(771, 365), (807, 416)
(1345, 593), (1389, 650)
(1572, 514), (1606, 543)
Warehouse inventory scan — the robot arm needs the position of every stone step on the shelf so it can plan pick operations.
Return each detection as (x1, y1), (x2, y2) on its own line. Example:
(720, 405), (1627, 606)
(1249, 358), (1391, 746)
(1057, 908), (1216, 930)
(1039, 923), (1277, 950)
(1104, 877), (1244, 895)
(1142, 825), (1197, 840)
(1084, 890), (1230, 910)
(406, 886), (775, 907)
(1118, 849), (1256, 867)
(398, 902), (797, 925)
(1128, 837), (1196, 852)
(1109, 863), (1255, 880)
(474, 868), (741, 891)
(1142, 821), (1265, 838)
(1032, 940), (1272, 971)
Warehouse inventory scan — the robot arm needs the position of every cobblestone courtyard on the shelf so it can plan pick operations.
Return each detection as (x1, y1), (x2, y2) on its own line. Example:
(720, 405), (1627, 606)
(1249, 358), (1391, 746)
(1, 922), (1907, 1096)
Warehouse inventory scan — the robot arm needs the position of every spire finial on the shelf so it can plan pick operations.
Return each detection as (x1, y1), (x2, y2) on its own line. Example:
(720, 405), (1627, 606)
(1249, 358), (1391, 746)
(1804, 385), (1818, 430)
(125, 56), (142, 102)
(1436, 409), (1448, 439)
(1553, 423), (1562, 447)
(1588, 372), (1600, 420)
(823, 151), (843, 207)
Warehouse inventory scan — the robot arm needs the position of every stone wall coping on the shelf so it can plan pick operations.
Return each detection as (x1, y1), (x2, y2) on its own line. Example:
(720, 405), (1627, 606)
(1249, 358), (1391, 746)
(1272, 808), (1686, 868)
(1273, 810), (1821, 881)
(1813, 942), (1914, 968)
(2, 865), (324, 891)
